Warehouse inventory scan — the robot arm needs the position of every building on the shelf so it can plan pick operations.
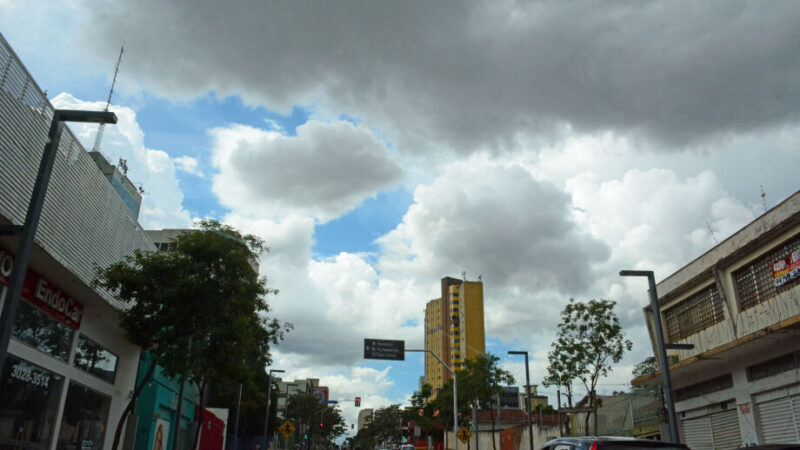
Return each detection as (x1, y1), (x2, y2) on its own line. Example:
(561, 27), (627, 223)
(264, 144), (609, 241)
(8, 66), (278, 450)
(357, 408), (374, 432)
(0, 32), (155, 450)
(632, 190), (800, 447)
(518, 385), (549, 413)
(88, 151), (142, 218)
(424, 275), (486, 393)
(274, 377), (319, 419)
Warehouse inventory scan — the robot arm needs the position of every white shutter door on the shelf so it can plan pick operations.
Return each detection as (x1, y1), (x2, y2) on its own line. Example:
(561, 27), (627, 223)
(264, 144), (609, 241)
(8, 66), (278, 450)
(682, 415), (713, 450)
(792, 397), (800, 442)
(710, 409), (741, 450)
(758, 397), (797, 443)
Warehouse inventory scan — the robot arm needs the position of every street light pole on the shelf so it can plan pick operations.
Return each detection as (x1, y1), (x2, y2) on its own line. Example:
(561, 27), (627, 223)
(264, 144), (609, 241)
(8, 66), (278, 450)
(508, 351), (534, 450)
(620, 270), (679, 443)
(406, 349), (458, 450)
(0, 109), (117, 374)
(264, 369), (285, 449)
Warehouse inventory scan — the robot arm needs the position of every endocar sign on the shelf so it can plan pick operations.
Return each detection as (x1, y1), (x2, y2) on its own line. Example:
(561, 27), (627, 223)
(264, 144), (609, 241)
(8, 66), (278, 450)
(0, 248), (83, 329)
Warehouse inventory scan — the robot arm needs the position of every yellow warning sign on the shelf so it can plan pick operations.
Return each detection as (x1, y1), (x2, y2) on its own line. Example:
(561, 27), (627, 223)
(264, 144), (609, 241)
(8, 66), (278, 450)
(279, 420), (296, 438)
(457, 427), (472, 443)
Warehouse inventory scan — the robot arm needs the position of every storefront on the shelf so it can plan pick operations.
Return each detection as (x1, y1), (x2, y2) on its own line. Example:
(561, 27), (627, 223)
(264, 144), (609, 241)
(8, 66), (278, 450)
(0, 244), (142, 450)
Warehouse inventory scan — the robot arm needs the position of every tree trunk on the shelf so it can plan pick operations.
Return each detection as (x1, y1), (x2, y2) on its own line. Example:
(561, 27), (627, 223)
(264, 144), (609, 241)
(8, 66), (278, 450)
(189, 379), (207, 450)
(112, 356), (159, 450)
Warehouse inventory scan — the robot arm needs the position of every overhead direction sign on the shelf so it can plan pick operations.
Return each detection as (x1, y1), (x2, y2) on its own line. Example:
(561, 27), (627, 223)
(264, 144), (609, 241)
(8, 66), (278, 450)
(364, 338), (405, 360)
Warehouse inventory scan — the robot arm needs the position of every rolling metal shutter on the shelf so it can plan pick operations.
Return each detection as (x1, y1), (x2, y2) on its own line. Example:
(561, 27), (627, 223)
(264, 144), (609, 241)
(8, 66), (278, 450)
(710, 410), (741, 450)
(757, 396), (799, 443)
(682, 415), (713, 450)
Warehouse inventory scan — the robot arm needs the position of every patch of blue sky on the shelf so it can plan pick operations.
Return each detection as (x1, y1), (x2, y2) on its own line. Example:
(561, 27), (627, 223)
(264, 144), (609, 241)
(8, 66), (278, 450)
(362, 355), (425, 404)
(312, 186), (413, 259)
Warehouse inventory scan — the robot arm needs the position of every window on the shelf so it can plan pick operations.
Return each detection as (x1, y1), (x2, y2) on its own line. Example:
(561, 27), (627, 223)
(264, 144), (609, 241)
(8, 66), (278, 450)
(56, 382), (111, 450)
(73, 335), (118, 383)
(664, 285), (725, 341)
(0, 356), (64, 450)
(747, 350), (800, 381)
(674, 374), (733, 402)
(11, 299), (74, 361)
(733, 233), (800, 311)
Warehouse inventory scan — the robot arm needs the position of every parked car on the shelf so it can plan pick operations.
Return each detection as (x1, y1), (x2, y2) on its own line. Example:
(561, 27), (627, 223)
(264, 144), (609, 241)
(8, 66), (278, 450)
(541, 437), (692, 450)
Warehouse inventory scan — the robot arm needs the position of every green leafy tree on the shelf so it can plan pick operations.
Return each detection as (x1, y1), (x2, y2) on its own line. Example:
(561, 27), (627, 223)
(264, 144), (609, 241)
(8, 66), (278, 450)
(93, 219), (290, 450)
(632, 356), (659, 391)
(460, 354), (515, 450)
(286, 393), (346, 446)
(544, 298), (632, 435)
(403, 384), (444, 440)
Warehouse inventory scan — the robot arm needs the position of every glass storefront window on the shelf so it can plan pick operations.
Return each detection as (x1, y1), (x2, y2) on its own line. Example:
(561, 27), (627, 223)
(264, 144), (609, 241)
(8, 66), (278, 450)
(56, 382), (111, 450)
(11, 298), (74, 361)
(73, 335), (118, 383)
(0, 356), (64, 450)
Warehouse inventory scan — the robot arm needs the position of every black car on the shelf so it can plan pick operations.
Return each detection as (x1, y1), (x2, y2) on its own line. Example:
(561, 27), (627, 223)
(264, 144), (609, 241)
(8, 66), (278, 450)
(541, 437), (692, 450)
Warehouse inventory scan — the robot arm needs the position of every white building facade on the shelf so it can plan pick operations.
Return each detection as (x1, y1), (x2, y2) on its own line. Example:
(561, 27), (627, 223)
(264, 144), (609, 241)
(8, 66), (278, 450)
(0, 33), (155, 450)
(634, 191), (800, 449)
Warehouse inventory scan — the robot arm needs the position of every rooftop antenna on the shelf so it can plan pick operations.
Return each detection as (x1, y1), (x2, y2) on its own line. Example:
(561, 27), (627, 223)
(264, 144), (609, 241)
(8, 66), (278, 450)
(706, 222), (718, 244)
(760, 185), (767, 213)
(92, 45), (124, 154)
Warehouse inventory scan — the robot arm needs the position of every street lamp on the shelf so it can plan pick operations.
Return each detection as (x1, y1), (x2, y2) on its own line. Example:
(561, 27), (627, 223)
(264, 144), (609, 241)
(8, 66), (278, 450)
(508, 351), (534, 450)
(0, 109), (117, 373)
(264, 369), (285, 449)
(619, 270), (679, 443)
(406, 349), (458, 450)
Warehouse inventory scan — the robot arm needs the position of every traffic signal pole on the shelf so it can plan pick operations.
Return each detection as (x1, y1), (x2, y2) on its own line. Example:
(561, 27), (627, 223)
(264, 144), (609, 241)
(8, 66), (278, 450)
(406, 349), (458, 450)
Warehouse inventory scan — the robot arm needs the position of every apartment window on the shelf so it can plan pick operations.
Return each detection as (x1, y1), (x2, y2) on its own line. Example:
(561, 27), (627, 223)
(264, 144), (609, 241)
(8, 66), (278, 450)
(733, 233), (800, 311)
(674, 374), (733, 402)
(664, 285), (725, 342)
(747, 350), (800, 382)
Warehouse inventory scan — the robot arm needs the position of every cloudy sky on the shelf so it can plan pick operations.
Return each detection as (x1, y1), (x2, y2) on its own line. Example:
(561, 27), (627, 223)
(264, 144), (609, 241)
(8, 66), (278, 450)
(3, 0), (800, 434)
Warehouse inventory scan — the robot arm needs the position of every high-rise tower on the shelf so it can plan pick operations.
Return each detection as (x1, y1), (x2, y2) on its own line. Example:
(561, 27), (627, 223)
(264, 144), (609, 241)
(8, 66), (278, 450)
(424, 276), (485, 394)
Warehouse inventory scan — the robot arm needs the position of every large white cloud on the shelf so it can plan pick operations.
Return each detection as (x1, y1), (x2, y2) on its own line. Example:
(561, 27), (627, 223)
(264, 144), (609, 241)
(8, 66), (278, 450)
(211, 120), (403, 221)
(50, 93), (193, 229)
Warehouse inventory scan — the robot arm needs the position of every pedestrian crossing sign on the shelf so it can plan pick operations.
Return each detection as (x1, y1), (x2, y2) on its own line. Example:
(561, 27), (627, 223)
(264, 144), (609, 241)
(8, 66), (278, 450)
(457, 427), (471, 443)
(279, 421), (296, 438)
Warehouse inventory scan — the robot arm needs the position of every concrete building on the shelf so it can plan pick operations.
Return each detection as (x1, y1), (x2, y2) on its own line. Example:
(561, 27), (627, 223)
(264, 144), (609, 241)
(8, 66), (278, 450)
(274, 377), (319, 419)
(357, 408), (374, 432)
(633, 190), (800, 448)
(518, 385), (549, 413)
(0, 32), (155, 450)
(424, 275), (486, 393)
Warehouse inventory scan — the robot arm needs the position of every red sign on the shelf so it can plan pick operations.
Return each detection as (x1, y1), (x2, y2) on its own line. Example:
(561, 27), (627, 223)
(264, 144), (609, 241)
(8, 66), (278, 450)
(312, 386), (329, 402)
(772, 249), (800, 287)
(739, 402), (751, 414)
(0, 247), (83, 329)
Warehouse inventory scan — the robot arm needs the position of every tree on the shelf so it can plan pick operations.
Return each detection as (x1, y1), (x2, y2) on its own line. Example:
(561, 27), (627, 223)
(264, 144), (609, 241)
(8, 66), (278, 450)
(460, 354), (515, 450)
(93, 219), (290, 450)
(286, 393), (346, 446)
(544, 298), (632, 435)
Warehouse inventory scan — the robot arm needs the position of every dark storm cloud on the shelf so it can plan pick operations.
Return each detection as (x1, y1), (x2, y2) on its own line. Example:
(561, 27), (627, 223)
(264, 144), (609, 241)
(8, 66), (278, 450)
(81, 1), (800, 153)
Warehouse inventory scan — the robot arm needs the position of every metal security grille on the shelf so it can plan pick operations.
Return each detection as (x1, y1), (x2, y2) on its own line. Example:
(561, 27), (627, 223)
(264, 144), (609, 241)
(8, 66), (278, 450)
(734, 233), (800, 311)
(665, 285), (725, 342)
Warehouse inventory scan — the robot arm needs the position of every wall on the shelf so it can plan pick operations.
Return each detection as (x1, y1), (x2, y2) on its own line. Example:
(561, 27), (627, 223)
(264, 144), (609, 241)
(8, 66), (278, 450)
(446, 424), (561, 450)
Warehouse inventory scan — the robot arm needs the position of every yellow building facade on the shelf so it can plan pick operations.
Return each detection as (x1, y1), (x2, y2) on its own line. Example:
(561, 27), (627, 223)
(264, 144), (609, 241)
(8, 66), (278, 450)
(424, 276), (485, 394)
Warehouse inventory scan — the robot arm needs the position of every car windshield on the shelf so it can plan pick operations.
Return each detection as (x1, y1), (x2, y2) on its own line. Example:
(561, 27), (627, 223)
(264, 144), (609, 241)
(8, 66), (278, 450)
(2, 3), (799, 450)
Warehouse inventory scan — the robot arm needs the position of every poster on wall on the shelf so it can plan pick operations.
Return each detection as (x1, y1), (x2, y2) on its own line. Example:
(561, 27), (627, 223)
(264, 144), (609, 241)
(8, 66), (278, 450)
(152, 418), (169, 450)
(772, 248), (800, 287)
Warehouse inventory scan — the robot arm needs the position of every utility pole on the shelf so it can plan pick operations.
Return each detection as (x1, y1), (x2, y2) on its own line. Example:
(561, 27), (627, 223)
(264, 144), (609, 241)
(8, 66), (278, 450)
(0, 110), (117, 374)
(619, 270), (679, 443)
(264, 369), (285, 449)
(508, 351), (534, 450)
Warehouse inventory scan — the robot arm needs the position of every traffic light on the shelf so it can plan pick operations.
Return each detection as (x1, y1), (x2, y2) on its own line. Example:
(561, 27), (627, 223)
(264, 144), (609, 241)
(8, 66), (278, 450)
(355, 396), (361, 407)
(304, 434), (308, 440)
(320, 422), (324, 429)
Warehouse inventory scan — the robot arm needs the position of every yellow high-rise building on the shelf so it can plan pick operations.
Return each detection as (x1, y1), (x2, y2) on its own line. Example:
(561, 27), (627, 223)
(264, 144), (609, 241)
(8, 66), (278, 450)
(424, 276), (485, 394)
